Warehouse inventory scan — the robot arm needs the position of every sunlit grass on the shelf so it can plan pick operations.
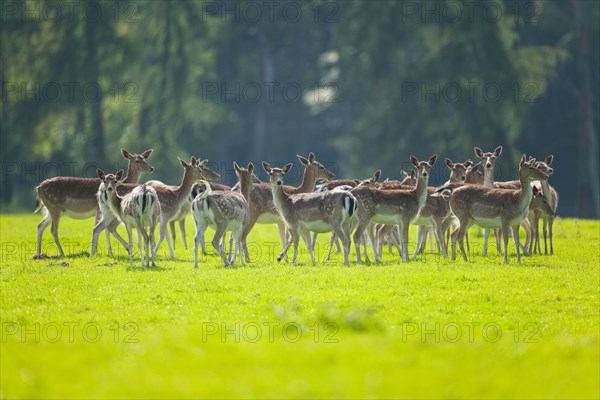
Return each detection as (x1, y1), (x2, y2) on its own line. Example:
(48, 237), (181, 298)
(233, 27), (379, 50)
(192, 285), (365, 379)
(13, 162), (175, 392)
(1, 214), (599, 399)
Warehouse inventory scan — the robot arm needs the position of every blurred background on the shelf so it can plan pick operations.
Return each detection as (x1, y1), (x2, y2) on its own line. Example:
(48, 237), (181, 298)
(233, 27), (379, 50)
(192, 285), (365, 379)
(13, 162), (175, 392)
(1, 0), (598, 217)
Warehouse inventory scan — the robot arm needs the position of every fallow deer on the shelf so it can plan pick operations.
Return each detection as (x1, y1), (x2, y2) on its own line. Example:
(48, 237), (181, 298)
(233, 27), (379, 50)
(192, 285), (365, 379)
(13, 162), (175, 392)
(449, 155), (549, 263)
(35, 149), (154, 258)
(263, 162), (357, 266)
(151, 157), (207, 259)
(192, 162), (253, 267)
(96, 169), (161, 267)
(475, 146), (503, 256)
(351, 155), (437, 263)
(239, 152), (336, 263)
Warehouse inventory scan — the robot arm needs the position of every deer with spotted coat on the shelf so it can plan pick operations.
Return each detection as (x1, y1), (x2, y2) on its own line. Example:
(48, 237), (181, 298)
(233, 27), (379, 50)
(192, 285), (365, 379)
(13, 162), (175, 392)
(96, 169), (161, 267)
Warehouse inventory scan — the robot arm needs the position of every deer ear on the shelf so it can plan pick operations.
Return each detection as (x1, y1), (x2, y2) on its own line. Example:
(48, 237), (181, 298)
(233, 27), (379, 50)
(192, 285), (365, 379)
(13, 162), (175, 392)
(247, 162), (254, 173)
(308, 152), (315, 163)
(445, 158), (453, 168)
(353, 179), (361, 185)
(191, 156), (198, 166)
(297, 155), (309, 166)
(474, 147), (483, 157)
(494, 146), (503, 157)
(410, 156), (418, 167)
(141, 149), (153, 159)
(374, 170), (381, 181)
(520, 154), (526, 168)
(400, 170), (408, 178)
(233, 161), (241, 172)
(428, 155), (437, 166)
(464, 160), (473, 168)
(179, 157), (188, 168)
(121, 149), (132, 159)
(283, 163), (293, 174)
(411, 171), (416, 178)
(262, 162), (271, 173)
(96, 169), (105, 180)
(116, 170), (124, 181)
(544, 155), (553, 165)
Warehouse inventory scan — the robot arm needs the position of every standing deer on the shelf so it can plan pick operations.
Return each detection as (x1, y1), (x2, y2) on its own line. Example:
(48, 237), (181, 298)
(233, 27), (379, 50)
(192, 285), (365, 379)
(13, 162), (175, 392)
(351, 155), (437, 263)
(96, 170), (161, 267)
(35, 149), (154, 258)
(530, 156), (558, 255)
(475, 146), (503, 256)
(239, 152), (335, 263)
(192, 162), (253, 268)
(146, 161), (221, 251)
(449, 155), (549, 263)
(263, 162), (357, 266)
(151, 157), (206, 259)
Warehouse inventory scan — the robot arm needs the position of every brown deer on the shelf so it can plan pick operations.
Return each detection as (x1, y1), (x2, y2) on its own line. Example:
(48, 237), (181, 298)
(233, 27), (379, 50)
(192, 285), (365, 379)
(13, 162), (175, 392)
(351, 155), (437, 263)
(192, 162), (254, 267)
(239, 152), (336, 263)
(445, 159), (474, 184)
(475, 146), (503, 256)
(96, 169), (161, 267)
(449, 155), (549, 263)
(263, 162), (357, 266)
(151, 157), (207, 259)
(35, 149), (154, 258)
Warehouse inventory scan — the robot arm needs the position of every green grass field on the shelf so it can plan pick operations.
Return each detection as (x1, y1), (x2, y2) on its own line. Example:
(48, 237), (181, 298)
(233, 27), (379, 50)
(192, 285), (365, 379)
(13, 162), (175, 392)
(1, 214), (598, 399)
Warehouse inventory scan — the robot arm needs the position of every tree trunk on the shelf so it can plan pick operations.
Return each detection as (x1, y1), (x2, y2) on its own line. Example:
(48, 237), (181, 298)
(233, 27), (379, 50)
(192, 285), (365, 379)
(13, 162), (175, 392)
(573, 0), (600, 218)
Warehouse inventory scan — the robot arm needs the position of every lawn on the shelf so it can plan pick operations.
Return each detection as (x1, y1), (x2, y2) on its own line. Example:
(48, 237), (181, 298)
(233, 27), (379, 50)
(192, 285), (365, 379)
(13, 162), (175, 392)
(1, 214), (599, 399)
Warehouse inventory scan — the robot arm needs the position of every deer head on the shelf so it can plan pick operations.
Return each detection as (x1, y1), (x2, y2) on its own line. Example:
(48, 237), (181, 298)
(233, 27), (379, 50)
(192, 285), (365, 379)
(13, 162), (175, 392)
(297, 152), (336, 181)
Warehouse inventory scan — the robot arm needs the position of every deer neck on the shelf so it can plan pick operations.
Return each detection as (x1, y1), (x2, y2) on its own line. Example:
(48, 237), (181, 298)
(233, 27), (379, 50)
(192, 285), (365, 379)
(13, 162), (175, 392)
(539, 180), (554, 208)
(122, 161), (139, 184)
(413, 174), (428, 206)
(239, 179), (252, 203)
(517, 169), (534, 208)
(271, 183), (292, 216)
(173, 168), (196, 204)
(296, 166), (317, 192)
(483, 168), (494, 188)
(109, 189), (124, 216)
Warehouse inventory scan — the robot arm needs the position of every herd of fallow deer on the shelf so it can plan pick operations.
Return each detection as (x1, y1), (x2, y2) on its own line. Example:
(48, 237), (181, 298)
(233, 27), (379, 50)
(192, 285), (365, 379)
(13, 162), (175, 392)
(33, 146), (557, 267)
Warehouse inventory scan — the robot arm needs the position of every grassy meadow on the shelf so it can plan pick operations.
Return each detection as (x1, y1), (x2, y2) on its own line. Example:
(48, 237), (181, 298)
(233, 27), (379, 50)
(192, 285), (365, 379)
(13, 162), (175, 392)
(1, 214), (599, 399)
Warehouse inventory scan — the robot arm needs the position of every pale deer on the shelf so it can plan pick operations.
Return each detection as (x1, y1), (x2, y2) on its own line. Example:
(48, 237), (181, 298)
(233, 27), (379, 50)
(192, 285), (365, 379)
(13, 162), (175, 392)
(192, 162), (253, 268)
(96, 169), (161, 267)
(146, 161), (221, 251)
(263, 162), (357, 266)
(351, 155), (437, 263)
(475, 146), (503, 256)
(239, 152), (336, 263)
(35, 149), (154, 258)
(533, 156), (558, 255)
(449, 155), (549, 263)
(151, 157), (206, 259)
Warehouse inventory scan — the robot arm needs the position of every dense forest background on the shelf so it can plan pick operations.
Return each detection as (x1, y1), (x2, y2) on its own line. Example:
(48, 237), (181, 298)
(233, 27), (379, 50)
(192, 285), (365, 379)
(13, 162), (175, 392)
(1, 0), (598, 217)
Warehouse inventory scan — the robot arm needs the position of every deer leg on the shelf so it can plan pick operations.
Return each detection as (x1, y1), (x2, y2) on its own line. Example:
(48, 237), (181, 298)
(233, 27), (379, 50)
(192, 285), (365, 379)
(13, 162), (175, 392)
(494, 228), (502, 255)
(548, 216), (554, 255)
(413, 226), (424, 259)
(153, 219), (169, 259)
(353, 221), (368, 265)
(501, 223), (510, 264)
(428, 227), (435, 253)
(300, 230), (316, 266)
(193, 220), (206, 269)
(324, 232), (336, 262)
(456, 222), (469, 262)
(399, 222), (410, 263)
(289, 229), (300, 265)
(169, 220), (176, 250)
(36, 210), (52, 258)
(277, 224), (289, 262)
(277, 227), (294, 263)
(435, 220), (447, 258)
(124, 225), (133, 267)
(106, 219), (129, 255)
(240, 217), (257, 263)
(179, 219), (187, 251)
(48, 210), (65, 258)
(332, 225), (350, 266)
(511, 224), (522, 264)
(91, 215), (114, 257)
(482, 228), (490, 256)
(149, 219), (157, 267)
(212, 224), (229, 266)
